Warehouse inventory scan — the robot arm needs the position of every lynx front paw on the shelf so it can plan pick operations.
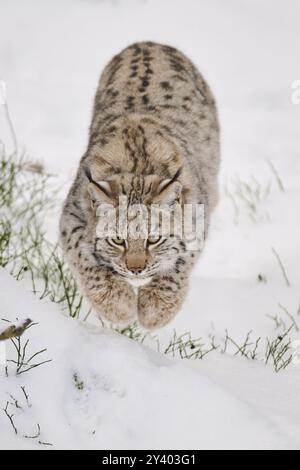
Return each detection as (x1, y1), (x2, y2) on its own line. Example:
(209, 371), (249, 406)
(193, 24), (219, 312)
(86, 278), (137, 325)
(138, 280), (186, 330)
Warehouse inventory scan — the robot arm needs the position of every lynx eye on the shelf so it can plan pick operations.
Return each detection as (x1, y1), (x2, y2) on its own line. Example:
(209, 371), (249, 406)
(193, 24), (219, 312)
(108, 237), (125, 247)
(147, 235), (163, 245)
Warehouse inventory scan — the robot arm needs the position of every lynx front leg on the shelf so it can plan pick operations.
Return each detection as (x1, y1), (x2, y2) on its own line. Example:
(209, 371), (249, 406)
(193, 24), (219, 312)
(138, 270), (189, 330)
(82, 269), (138, 325)
(61, 224), (138, 325)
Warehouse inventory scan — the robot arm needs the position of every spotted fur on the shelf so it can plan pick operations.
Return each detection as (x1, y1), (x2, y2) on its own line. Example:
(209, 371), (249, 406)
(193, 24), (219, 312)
(60, 42), (220, 329)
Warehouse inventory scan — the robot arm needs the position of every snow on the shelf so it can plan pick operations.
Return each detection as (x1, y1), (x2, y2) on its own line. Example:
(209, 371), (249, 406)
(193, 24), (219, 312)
(0, 268), (298, 450)
(1, 0), (300, 450)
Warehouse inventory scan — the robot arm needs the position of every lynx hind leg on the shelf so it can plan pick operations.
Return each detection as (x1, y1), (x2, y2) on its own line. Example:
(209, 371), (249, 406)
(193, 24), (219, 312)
(82, 271), (138, 325)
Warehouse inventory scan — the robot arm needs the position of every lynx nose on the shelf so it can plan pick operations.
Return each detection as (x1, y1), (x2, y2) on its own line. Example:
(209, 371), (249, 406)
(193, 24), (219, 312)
(129, 267), (144, 275)
(126, 253), (146, 275)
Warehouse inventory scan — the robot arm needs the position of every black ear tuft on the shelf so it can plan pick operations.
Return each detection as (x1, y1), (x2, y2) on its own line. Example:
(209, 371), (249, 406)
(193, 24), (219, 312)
(172, 166), (183, 181)
(83, 166), (93, 183)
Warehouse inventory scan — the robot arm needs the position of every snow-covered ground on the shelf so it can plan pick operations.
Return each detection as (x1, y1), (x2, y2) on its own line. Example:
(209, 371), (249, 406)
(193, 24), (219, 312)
(2, 268), (298, 450)
(1, 0), (300, 450)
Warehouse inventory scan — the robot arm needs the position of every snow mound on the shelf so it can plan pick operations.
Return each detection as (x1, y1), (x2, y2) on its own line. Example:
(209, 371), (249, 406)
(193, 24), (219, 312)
(0, 269), (296, 450)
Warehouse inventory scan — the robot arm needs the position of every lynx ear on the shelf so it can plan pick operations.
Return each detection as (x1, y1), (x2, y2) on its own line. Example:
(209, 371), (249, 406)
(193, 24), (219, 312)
(156, 180), (182, 206)
(85, 167), (113, 207)
(87, 180), (113, 206)
(155, 168), (182, 206)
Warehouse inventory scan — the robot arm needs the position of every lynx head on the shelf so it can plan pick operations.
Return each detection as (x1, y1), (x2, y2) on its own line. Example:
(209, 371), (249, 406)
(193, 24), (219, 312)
(86, 168), (187, 282)
(82, 115), (196, 281)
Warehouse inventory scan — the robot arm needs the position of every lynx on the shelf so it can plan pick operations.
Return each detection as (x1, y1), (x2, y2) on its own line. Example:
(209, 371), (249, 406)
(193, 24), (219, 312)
(60, 42), (220, 329)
